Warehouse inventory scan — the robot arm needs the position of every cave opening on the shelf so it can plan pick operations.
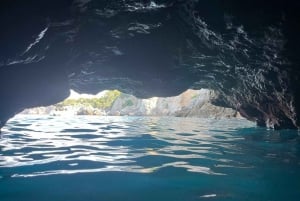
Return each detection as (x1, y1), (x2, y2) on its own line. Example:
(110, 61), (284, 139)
(1, 0), (300, 129)
(17, 88), (241, 119)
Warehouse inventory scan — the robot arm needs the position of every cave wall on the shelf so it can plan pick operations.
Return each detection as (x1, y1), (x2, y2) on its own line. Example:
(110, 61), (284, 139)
(0, 0), (300, 129)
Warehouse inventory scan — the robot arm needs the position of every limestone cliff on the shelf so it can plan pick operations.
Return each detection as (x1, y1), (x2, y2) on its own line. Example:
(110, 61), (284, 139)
(21, 89), (240, 119)
(109, 89), (239, 118)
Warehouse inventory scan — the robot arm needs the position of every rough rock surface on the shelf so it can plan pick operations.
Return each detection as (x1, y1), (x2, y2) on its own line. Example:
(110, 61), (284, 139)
(21, 89), (239, 118)
(1, 0), (300, 129)
(109, 89), (239, 118)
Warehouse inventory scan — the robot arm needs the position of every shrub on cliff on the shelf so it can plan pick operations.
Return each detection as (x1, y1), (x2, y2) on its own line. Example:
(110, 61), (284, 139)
(55, 90), (121, 110)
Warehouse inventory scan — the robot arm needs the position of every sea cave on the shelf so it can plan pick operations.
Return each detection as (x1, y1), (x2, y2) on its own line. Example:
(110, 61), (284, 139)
(0, 0), (299, 129)
(1, 1), (300, 200)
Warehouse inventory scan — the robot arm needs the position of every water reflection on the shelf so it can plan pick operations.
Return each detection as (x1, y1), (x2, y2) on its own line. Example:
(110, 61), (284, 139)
(1, 115), (299, 179)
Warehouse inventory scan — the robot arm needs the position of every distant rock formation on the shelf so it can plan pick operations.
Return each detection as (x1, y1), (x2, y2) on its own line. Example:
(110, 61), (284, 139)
(109, 89), (240, 118)
(21, 89), (241, 119)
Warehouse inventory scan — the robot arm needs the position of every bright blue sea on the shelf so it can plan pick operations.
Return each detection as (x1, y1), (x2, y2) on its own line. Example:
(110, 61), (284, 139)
(1, 115), (300, 201)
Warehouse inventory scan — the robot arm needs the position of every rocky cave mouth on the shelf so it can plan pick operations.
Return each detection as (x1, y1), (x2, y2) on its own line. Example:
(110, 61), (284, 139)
(1, 0), (300, 129)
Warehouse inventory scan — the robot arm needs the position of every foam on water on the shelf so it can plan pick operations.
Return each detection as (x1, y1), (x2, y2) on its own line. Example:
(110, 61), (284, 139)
(1, 115), (300, 201)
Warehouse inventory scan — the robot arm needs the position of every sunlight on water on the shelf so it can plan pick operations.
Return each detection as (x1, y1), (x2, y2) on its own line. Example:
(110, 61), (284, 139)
(1, 115), (300, 201)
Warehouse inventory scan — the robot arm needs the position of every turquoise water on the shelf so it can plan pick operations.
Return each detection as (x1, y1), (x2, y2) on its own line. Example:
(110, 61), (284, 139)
(1, 115), (300, 201)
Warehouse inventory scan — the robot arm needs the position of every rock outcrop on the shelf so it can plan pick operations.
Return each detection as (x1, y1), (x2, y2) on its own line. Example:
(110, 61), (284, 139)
(109, 89), (238, 118)
(21, 89), (239, 119)
(1, 0), (300, 129)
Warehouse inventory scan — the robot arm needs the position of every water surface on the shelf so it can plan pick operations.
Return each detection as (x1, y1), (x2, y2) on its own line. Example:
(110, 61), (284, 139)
(1, 115), (300, 201)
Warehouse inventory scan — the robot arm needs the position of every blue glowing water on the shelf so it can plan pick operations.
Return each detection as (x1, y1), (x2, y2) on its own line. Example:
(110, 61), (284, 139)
(1, 115), (300, 201)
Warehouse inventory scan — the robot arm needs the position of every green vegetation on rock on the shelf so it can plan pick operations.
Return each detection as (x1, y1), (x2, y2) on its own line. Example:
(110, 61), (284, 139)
(56, 90), (121, 110)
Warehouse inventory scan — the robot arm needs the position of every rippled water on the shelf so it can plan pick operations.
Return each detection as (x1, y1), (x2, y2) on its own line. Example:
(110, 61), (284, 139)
(1, 115), (300, 201)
